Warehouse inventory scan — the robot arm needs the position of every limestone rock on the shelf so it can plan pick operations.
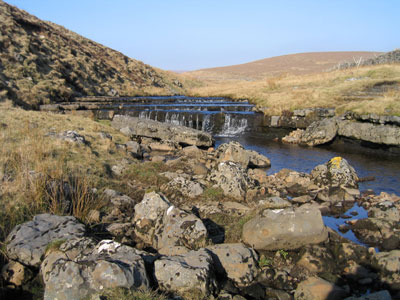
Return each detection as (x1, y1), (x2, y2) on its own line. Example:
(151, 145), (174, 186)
(247, 149), (271, 168)
(242, 206), (328, 250)
(372, 250), (400, 274)
(42, 240), (150, 300)
(294, 277), (348, 300)
(206, 243), (259, 287)
(125, 140), (142, 158)
(156, 206), (208, 250)
(216, 141), (270, 169)
(133, 192), (171, 246)
(258, 196), (292, 209)
(149, 140), (180, 152)
(208, 162), (255, 200)
(154, 249), (217, 298)
(300, 117), (338, 146)
(112, 115), (213, 147)
(164, 176), (204, 198)
(311, 157), (359, 202)
(216, 141), (250, 168)
(6, 214), (86, 267)
(338, 120), (400, 146)
(282, 129), (304, 144)
(1, 260), (33, 286)
(51, 130), (87, 145)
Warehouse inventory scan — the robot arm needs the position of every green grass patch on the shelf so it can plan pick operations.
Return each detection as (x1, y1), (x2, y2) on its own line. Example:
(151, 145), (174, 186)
(208, 213), (254, 243)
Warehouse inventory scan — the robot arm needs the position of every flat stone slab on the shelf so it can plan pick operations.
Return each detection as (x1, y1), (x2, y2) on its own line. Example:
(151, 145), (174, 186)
(112, 115), (213, 147)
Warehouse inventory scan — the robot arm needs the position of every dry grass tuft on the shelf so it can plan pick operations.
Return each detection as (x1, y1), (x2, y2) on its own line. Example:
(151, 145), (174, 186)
(0, 101), (130, 243)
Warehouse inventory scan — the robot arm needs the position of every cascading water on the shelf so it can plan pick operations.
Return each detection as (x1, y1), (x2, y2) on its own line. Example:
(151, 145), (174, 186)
(97, 96), (260, 136)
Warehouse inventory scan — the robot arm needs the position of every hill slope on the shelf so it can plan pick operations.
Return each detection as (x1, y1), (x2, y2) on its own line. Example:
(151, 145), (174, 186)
(0, 0), (185, 108)
(186, 51), (380, 81)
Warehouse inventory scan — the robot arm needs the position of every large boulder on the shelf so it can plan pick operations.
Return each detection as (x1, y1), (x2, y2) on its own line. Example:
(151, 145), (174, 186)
(6, 214), (86, 267)
(206, 243), (259, 287)
(338, 120), (400, 146)
(112, 115), (213, 147)
(311, 157), (359, 202)
(155, 206), (208, 250)
(300, 117), (338, 146)
(42, 239), (150, 300)
(242, 206), (328, 250)
(247, 149), (271, 168)
(208, 162), (255, 200)
(133, 192), (171, 246)
(311, 157), (358, 188)
(133, 192), (208, 250)
(154, 249), (217, 298)
(216, 141), (270, 168)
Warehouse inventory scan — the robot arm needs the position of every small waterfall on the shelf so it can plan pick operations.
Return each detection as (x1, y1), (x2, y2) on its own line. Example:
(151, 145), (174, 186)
(217, 114), (248, 137)
(201, 114), (212, 132)
(94, 96), (260, 136)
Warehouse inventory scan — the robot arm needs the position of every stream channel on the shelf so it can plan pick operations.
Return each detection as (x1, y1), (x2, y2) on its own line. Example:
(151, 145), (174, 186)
(95, 95), (400, 246)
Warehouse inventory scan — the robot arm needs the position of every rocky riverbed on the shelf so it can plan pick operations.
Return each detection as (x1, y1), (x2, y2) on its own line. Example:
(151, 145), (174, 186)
(1, 115), (399, 300)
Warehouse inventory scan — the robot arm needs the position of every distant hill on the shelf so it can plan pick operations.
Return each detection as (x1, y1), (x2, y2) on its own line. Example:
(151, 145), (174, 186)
(0, 0), (184, 108)
(186, 51), (381, 81)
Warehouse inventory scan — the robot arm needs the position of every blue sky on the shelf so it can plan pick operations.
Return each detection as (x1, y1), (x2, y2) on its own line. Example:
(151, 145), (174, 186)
(5, 0), (400, 70)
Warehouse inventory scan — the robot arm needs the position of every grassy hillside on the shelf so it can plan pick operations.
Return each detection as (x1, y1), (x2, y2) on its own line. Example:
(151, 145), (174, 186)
(186, 64), (400, 116)
(0, 0), (189, 108)
(186, 51), (380, 81)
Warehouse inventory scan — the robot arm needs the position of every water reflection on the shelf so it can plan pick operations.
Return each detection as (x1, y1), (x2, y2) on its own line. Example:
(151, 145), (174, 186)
(215, 134), (400, 195)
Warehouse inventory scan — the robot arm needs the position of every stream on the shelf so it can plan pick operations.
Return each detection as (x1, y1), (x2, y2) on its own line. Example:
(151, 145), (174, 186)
(93, 95), (400, 245)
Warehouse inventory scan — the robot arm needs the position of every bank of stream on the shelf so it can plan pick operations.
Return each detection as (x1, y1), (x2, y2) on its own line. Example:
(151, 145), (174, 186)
(43, 95), (400, 246)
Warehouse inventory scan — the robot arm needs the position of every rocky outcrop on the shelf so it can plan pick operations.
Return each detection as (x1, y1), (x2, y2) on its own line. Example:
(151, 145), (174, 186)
(311, 157), (360, 202)
(334, 49), (400, 70)
(206, 243), (259, 287)
(338, 120), (400, 146)
(155, 206), (208, 250)
(208, 162), (255, 200)
(133, 192), (208, 250)
(263, 108), (336, 129)
(42, 239), (150, 300)
(281, 111), (400, 149)
(242, 206), (328, 250)
(112, 115), (213, 147)
(300, 117), (338, 146)
(154, 249), (217, 298)
(216, 141), (270, 168)
(5, 214), (86, 267)
(163, 176), (204, 198)
(133, 191), (171, 246)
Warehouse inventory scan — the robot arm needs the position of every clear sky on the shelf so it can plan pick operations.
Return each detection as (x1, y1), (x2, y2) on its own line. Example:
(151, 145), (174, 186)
(5, 0), (400, 71)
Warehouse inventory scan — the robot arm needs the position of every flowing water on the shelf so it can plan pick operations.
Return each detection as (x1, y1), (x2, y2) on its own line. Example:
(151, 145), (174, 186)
(94, 96), (400, 245)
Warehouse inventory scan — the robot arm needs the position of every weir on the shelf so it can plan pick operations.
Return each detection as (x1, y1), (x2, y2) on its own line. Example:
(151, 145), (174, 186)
(92, 96), (263, 136)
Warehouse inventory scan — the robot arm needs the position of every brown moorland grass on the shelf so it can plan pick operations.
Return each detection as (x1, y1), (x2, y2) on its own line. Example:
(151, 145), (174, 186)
(186, 64), (400, 116)
(186, 51), (381, 81)
(0, 101), (173, 248)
